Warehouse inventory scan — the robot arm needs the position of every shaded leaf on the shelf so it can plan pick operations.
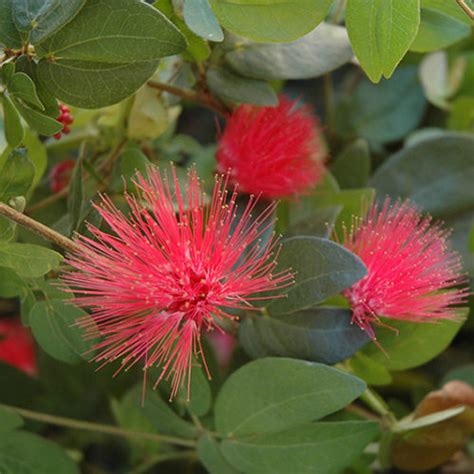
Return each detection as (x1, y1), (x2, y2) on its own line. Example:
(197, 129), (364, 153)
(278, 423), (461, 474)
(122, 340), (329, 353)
(1, 95), (24, 148)
(183, 0), (224, 42)
(197, 435), (241, 474)
(0, 148), (34, 200)
(266, 237), (367, 316)
(0, 0), (22, 48)
(8, 72), (44, 109)
(225, 23), (353, 80)
(14, 98), (62, 135)
(330, 139), (371, 189)
(240, 308), (370, 365)
(0, 406), (23, 432)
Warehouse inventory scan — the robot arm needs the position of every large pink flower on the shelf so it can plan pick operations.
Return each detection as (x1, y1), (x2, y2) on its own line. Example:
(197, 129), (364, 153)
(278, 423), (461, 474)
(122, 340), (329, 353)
(342, 199), (468, 339)
(216, 96), (325, 199)
(63, 168), (292, 398)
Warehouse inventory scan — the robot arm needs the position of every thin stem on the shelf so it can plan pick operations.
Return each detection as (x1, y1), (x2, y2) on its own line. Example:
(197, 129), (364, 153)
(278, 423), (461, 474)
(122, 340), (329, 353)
(456, 0), (474, 19)
(0, 202), (80, 254)
(360, 388), (397, 427)
(0, 404), (197, 448)
(346, 403), (381, 422)
(147, 80), (230, 117)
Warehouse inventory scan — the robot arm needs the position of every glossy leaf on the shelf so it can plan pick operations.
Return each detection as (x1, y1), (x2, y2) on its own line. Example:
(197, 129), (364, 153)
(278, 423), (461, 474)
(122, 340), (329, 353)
(346, 0), (420, 82)
(30, 299), (95, 364)
(239, 308), (370, 364)
(215, 357), (366, 436)
(221, 421), (379, 474)
(13, 0), (86, 44)
(266, 236), (367, 316)
(207, 66), (278, 106)
(209, 0), (333, 42)
(1, 95), (24, 148)
(361, 310), (467, 370)
(225, 23), (353, 80)
(183, 0), (224, 42)
(0, 430), (79, 473)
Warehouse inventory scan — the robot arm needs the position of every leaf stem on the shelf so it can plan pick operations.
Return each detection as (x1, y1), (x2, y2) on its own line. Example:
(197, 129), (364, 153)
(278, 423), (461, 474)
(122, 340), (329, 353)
(0, 404), (197, 448)
(0, 202), (80, 254)
(360, 388), (397, 427)
(147, 80), (230, 117)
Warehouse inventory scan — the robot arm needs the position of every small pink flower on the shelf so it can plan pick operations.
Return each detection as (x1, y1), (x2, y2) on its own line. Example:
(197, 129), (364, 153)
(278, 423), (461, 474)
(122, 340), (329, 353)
(216, 96), (325, 199)
(342, 199), (468, 339)
(63, 168), (292, 399)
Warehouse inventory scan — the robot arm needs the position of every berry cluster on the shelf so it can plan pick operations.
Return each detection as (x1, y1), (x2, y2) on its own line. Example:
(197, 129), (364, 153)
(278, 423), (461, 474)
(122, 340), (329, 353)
(54, 104), (74, 139)
(49, 159), (75, 193)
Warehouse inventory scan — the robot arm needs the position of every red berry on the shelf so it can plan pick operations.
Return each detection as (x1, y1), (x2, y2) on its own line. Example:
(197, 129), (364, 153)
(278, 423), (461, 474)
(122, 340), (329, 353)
(54, 132), (62, 140)
(62, 126), (71, 134)
(49, 159), (76, 193)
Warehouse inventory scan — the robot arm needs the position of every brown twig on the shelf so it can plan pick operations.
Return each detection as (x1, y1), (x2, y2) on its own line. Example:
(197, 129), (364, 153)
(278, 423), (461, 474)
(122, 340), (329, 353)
(0, 202), (80, 254)
(456, 0), (474, 19)
(147, 80), (230, 117)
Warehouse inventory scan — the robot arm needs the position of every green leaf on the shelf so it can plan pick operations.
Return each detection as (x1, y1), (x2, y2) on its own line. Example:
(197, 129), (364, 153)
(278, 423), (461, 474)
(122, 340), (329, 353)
(266, 237), (367, 316)
(125, 385), (197, 438)
(330, 139), (371, 189)
(1, 94), (24, 148)
(0, 406), (23, 432)
(36, 0), (186, 62)
(0, 243), (63, 277)
(1, 62), (14, 84)
(197, 435), (240, 474)
(13, 0), (86, 45)
(220, 421), (379, 474)
(335, 67), (427, 147)
(20, 287), (36, 326)
(121, 148), (151, 184)
(0, 266), (24, 298)
(179, 368), (212, 417)
(8, 72), (44, 110)
(0, 361), (39, 406)
(0, 148), (34, 200)
(207, 66), (278, 106)
(184, 0), (224, 42)
(30, 299), (95, 364)
(442, 363), (474, 386)
(23, 130), (47, 187)
(0, 0), (22, 48)
(240, 308), (370, 365)
(67, 156), (84, 233)
(226, 23), (353, 80)
(348, 352), (392, 385)
(286, 205), (341, 238)
(361, 311), (467, 370)
(13, 98), (62, 135)
(215, 357), (366, 437)
(394, 406), (466, 433)
(209, 0), (333, 42)
(370, 132), (474, 274)
(37, 59), (161, 109)
(410, 0), (472, 52)
(447, 96), (474, 132)
(0, 430), (79, 473)
(346, 0), (420, 83)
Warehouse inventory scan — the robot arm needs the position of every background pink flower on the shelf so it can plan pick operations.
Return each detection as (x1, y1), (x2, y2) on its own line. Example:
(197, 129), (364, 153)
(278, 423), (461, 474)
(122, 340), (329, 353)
(216, 96), (325, 199)
(342, 198), (468, 339)
(64, 168), (292, 398)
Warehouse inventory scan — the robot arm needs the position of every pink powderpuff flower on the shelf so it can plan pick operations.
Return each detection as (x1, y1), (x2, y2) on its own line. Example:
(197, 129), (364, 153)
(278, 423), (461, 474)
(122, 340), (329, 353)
(342, 198), (468, 339)
(0, 318), (37, 376)
(63, 167), (293, 399)
(216, 96), (325, 199)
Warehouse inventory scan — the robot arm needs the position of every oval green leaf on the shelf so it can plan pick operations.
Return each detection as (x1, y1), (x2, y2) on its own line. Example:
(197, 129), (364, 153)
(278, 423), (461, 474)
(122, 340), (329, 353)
(226, 23), (353, 80)
(8, 72), (44, 110)
(1, 95), (24, 148)
(209, 0), (333, 42)
(266, 236), (367, 316)
(0, 148), (34, 200)
(0, 0), (22, 48)
(220, 421), (379, 474)
(184, 0), (224, 42)
(30, 299), (95, 364)
(240, 308), (370, 364)
(346, 0), (420, 83)
(215, 357), (366, 437)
